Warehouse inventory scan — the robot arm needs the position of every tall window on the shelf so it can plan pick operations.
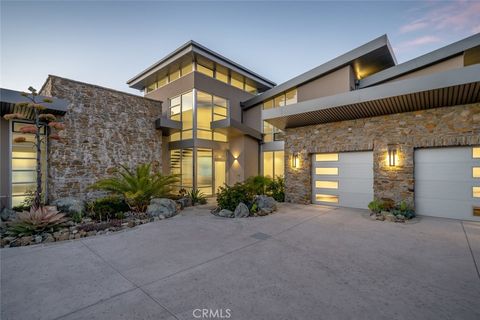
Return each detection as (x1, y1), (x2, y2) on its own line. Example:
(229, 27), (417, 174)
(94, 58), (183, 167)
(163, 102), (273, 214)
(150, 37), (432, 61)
(170, 149), (193, 192)
(263, 121), (284, 142)
(263, 151), (284, 179)
(262, 88), (297, 109)
(196, 91), (228, 142)
(169, 91), (193, 141)
(11, 121), (47, 207)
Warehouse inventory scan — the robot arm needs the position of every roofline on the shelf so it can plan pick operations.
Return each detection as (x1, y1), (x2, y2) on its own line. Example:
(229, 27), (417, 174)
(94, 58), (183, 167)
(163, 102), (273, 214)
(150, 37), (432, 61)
(242, 34), (396, 109)
(0, 87), (70, 114)
(359, 32), (480, 88)
(127, 40), (276, 89)
(263, 64), (480, 129)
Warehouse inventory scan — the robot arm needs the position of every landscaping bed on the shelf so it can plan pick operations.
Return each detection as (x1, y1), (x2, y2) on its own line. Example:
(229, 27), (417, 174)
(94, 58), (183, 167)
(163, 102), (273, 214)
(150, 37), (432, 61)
(368, 198), (416, 223)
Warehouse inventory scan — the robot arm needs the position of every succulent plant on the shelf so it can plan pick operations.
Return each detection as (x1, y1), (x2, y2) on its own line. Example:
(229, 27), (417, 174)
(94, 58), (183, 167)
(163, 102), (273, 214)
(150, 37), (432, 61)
(6, 206), (67, 237)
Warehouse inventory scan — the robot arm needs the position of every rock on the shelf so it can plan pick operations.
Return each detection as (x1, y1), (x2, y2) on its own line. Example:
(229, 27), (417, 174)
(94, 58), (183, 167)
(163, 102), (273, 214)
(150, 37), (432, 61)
(52, 197), (85, 217)
(376, 215), (385, 221)
(147, 198), (178, 218)
(216, 209), (234, 218)
(254, 195), (277, 211)
(257, 207), (273, 216)
(0, 208), (17, 221)
(74, 234), (81, 239)
(385, 213), (396, 222)
(58, 233), (69, 241)
(19, 236), (33, 246)
(34, 235), (42, 243)
(395, 215), (406, 222)
(43, 234), (55, 243)
(72, 229), (78, 234)
(176, 197), (192, 209)
(87, 231), (96, 237)
(127, 221), (135, 228)
(234, 202), (250, 218)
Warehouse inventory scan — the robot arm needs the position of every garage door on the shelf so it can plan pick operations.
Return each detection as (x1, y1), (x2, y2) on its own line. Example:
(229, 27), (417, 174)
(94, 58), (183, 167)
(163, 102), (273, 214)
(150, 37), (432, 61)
(312, 151), (373, 209)
(415, 147), (480, 221)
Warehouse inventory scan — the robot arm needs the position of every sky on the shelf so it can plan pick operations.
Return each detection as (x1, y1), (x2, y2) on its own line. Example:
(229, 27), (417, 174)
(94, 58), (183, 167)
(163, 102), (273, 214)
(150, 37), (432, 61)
(1, 0), (479, 95)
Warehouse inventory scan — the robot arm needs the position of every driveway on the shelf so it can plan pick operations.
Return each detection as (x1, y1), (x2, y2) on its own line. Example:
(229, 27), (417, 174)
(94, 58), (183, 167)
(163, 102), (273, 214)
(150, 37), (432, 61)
(1, 204), (480, 320)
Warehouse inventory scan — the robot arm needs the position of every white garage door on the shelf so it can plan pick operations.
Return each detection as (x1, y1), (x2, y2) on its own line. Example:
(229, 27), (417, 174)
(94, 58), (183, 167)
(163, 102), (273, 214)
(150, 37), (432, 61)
(415, 147), (480, 221)
(312, 151), (373, 209)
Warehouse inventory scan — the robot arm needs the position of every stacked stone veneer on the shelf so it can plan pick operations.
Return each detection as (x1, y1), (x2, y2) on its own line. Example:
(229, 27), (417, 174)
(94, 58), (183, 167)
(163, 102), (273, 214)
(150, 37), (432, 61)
(284, 103), (480, 206)
(40, 76), (163, 201)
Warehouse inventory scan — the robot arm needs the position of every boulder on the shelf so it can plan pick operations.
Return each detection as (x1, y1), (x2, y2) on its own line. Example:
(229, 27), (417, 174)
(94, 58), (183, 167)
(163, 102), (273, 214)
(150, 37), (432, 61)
(257, 207), (273, 216)
(147, 198), (178, 218)
(1, 208), (17, 221)
(176, 197), (192, 210)
(384, 213), (396, 222)
(52, 197), (85, 217)
(254, 195), (277, 211)
(234, 202), (250, 218)
(217, 209), (234, 218)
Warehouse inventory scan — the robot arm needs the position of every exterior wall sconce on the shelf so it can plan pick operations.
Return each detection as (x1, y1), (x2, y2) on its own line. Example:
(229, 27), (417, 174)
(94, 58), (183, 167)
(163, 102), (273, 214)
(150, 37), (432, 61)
(292, 153), (300, 168)
(387, 145), (397, 167)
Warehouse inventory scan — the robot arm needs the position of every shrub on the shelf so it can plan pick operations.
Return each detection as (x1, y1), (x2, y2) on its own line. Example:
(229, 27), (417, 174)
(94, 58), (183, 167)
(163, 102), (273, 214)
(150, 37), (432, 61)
(6, 206), (67, 237)
(90, 163), (179, 213)
(87, 196), (130, 221)
(393, 201), (416, 219)
(187, 189), (207, 205)
(368, 199), (384, 214)
(216, 183), (254, 212)
(266, 176), (285, 202)
(244, 175), (273, 195)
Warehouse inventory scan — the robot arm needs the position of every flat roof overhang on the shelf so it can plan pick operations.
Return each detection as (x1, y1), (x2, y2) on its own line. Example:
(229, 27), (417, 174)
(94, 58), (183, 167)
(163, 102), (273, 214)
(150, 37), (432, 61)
(0, 88), (69, 119)
(242, 34), (397, 110)
(155, 117), (182, 136)
(211, 118), (262, 140)
(263, 65), (480, 129)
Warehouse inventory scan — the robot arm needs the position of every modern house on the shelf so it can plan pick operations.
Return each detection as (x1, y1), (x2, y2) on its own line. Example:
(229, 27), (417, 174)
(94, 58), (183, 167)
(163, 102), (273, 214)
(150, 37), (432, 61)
(0, 33), (479, 221)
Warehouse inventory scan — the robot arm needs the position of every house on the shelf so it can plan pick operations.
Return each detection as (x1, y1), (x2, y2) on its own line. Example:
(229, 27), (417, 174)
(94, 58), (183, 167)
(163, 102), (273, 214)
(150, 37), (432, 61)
(1, 33), (479, 220)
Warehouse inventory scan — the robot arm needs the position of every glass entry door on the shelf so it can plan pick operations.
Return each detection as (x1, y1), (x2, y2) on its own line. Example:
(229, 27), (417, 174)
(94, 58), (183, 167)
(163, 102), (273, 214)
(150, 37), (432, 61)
(214, 160), (226, 194)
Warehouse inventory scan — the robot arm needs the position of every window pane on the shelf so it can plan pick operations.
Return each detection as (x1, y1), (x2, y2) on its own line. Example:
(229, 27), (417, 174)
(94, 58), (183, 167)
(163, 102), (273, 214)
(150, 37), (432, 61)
(197, 149), (213, 194)
(245, 80), (257, 94)
(263, 152), (273, 178)
(285, 88), (297, 105)
(181, 61), (192, 76)
(214, 107), (227, 117)
(157, 75), (168, 88)
(315, 194), (339, 203)
(215, 64), (229, 83)
(197, 91), (212, 130)
(473, 187), (480, 198)
(315, 153), (339, 162)
(12, 183), (35, 196)
(169, 68), (180, 82)
(170, 96), (181, 107)
(197, 64), (214, 77)
(170, 150), (181, 176)
(146, 82), (156, 93)
(12, 171), (36, 183)
(263, 100), (273, 110)
(170, 132), (180, 142)
(315, 181), (339, 189)
(182, 130), (193, 140)
(182, 92), (193, 130)
(473, 167), (480, 178)
(182, 149), (193, 188)
(197, 129), (212, 140)
(213, 96), (227, 108)
(12, 159), (36, 170)
(274, 151), (284, 178)
(315, 167), (338, 175)
(274, 94), (285, 107)
(230, 71), (244, 90)
(213, 132), (227, 142)
(474, 148), (480, 158)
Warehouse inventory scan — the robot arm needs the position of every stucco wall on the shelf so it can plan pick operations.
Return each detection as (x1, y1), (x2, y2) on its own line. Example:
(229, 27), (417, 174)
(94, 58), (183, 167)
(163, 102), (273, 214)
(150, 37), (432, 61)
(40, 75), (163, 201)
(297, 66), (354, 102)
(284, 103), (480, 205)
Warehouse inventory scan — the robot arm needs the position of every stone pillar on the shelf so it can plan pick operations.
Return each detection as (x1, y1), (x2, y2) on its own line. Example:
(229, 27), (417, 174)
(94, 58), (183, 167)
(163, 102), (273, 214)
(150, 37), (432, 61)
(285, 150), (311, 204)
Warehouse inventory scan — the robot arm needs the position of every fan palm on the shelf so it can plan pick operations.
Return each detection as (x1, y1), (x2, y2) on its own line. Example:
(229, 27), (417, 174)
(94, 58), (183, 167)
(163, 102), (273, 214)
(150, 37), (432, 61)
(91, 163), (179, 213)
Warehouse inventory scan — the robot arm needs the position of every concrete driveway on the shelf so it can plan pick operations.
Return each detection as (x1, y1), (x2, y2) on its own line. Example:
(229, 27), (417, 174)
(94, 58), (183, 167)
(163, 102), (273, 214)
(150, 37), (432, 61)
(1, 204), (480, 320)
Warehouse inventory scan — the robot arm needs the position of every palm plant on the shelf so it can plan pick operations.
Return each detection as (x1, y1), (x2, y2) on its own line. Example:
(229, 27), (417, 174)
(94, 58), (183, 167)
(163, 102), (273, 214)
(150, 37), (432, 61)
(6, 206), (67, 237)
(187, 189), (207, 205)
(90, 163), (179, 213)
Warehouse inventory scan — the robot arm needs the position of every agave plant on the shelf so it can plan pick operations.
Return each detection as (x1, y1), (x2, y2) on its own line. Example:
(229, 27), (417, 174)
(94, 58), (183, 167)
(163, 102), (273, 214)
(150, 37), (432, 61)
(6, 206), (67, 237)
(187, 189), (207, 205)
(90, 163), (179, 213)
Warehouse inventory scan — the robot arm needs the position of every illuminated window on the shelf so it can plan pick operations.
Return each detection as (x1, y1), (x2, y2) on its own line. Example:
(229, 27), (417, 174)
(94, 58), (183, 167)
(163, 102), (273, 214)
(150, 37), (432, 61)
(169, 67), (180, 82)
(285, 89), (297, 105)
(245, 79), (257, 94)
(315, 194), (339, 203)
(181, 61), (192, 76)
(474, 147), (480, 158)
(230, 71), (244, 90)
(474, 167), (480, 178)
(263, 99), (273, 110)
(196, 91), (228, 142)
(273, 94), (285, 108)
(263, 151), (284, 178)
(157, 75), (168, 88)
(215, 65), (229, 83)
(263, 121), (283, 142)
(315, 153), (339, 162)
(473, 187), (480, 198)
(197, 149), (213, 195)
(315, 167), (338, 175)
(146, 82), (156, 93)
(197, 64), (214, 77)
(169, 91), (193, 141)
(315, 181), (339, 189)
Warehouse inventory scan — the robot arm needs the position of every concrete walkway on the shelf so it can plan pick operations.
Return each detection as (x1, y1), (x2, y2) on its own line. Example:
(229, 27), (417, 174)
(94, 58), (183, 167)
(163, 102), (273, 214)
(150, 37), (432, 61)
(1, 204), (480, 320)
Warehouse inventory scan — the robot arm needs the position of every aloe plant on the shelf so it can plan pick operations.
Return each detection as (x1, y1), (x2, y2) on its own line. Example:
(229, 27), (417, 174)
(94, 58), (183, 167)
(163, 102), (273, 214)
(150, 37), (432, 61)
(6, 206), (67, 237)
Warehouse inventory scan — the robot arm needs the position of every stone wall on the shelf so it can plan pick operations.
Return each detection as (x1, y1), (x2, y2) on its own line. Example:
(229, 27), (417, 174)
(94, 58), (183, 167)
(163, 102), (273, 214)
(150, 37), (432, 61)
(284, 103), (480, 205)
(40, 75), (163, 201)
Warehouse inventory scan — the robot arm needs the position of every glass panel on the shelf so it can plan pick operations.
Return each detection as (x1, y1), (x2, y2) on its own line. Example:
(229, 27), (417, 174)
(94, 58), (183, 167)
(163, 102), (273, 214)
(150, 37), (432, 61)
(215, 64), (229, 83)
(157, 75), (168, 88)
(170, 105), (181, 116)
(473, 187), (480, 198)
(213, 108), (227, 117)
(181, 61), (192, 76)
(315, 153), (339, 162)
(315, 181), (339, 189)
(197, 148), (213, 195)
(315, 194), (339, 203)
(214, 160), (226, 193)
(12, 196), (26, 208)
(170, 150), (181, 176)
(197, 93), (212, 130)
(197, 64), (214, 77)
(230, 71), (244, 90)
(213, 132), (227, 142)
(274, 151), (284, 178)
(315, 167), (338, 175)
(274, 94), (285, 108)
(170, 132), (180, 142)
(169, 68), (180, 82)
(12, 159), (36, 170)
(182, 91), (193, 130)
(285, 88), (297, 105)
(474, 148), (480, 158)
(182, 130), (193, 140)
(146, 82), (156, 93)
(13, 123), (46, 134)
(213, 95), (227, 109)
(263, 152), (274, 178)
(181, 149), (193, 188)
(197, 130), (212, 140)
(263, 99), (273, 110)
(245, 79), (257, 94)
(12, 183), (35, 196)
(12, 171), (36, 183)
(473, 167), (480, 178)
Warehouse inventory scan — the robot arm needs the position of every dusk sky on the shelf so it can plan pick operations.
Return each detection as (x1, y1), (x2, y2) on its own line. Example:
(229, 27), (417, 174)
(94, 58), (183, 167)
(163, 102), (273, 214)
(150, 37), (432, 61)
(1, 1), (479, 95)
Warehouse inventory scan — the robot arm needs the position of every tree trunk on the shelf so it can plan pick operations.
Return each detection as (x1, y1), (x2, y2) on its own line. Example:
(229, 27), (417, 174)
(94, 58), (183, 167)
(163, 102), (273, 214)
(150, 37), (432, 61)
(33, 107), (42, 210)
